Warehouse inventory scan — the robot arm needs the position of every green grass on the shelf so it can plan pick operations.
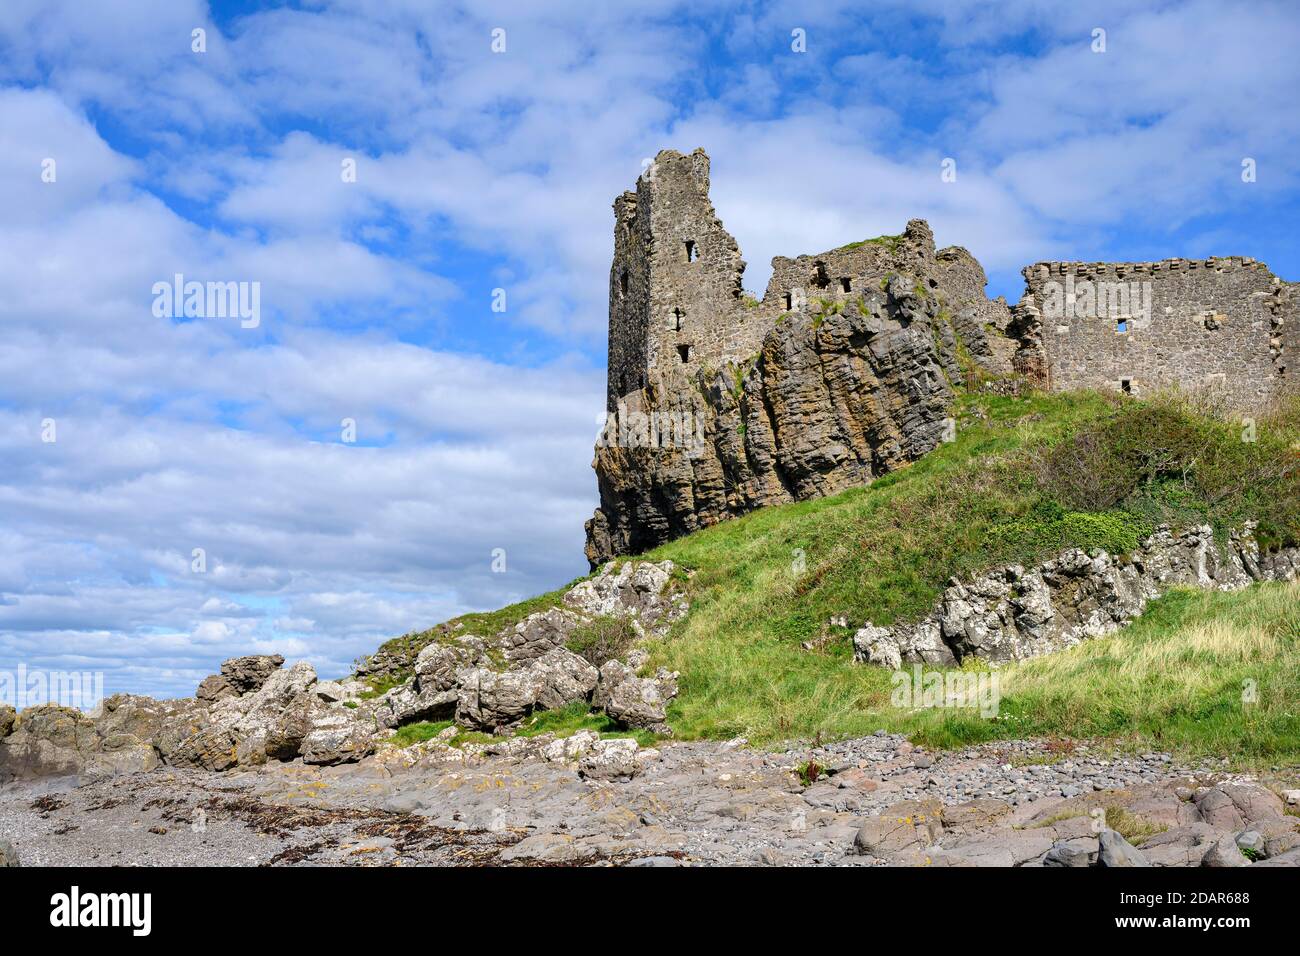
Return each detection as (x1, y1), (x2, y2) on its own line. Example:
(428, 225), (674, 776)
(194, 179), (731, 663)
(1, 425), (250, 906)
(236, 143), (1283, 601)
(386, 720), (455, 748)
(835, 233), (903, 253)
(895, 581), (1300, 764)
(515, 700), (657, 747)
(359, 387), (1300, 767)
(355, 673), (409, 700)
(636, 389), (1299, 761)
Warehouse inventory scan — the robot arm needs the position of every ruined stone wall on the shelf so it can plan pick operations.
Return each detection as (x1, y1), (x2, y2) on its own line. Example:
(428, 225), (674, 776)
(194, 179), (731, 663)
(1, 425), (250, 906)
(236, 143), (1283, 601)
(1021, 257), (1295, 408)
(606, 149), (770, 410)
(591, 146), (1298, 564)
(606, 191), (650, 409)
(932, 246), (1018, 375)
(760, 226), (932, 313)
(751, 219), (1013, 375)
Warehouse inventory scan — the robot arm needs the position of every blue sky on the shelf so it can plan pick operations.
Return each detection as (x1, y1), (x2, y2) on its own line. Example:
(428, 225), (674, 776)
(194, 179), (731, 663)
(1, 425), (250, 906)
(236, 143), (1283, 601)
(1, 0), (1297, 699)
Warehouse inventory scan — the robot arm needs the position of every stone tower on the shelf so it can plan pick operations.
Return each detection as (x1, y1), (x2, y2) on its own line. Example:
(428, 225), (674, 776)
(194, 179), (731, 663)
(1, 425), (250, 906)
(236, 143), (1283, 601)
(605, 148), (766, 411)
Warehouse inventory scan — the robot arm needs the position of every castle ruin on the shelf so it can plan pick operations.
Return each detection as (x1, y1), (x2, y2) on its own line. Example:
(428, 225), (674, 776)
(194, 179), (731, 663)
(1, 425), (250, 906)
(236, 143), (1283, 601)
(1012, 257), (1292, 407)
(587, 148), (1298, 566)
(605, 148), (1022, 413)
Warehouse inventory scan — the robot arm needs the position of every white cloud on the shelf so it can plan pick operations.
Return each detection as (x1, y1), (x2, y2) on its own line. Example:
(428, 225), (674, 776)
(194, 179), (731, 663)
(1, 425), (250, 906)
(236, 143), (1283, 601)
(1, 0), (1296, 699)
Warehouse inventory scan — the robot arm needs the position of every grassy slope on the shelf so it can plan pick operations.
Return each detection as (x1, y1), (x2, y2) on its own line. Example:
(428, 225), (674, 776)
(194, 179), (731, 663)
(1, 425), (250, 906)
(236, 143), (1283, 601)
(639, 389), (1299, 763)
(940, 581), (1300, 760)
(377, 389), (1300, 767)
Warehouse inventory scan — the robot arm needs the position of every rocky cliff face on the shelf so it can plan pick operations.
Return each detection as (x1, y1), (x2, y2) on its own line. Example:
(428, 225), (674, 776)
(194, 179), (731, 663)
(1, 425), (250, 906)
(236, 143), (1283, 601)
(586, 148), (1022, 568)
(586, 241), (990, 567)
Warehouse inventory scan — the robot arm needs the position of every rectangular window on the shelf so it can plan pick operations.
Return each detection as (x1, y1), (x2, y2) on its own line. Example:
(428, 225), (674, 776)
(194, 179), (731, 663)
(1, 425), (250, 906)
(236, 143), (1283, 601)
(667, 308), (682, 331)
(619, 269), (628, 296)
(784, 291), (793, 310)
(678, 344), (691, 363)
(685, 240), (696, 262)
(1117, 317), (1128, 333)
(840, 277), (851, 292)
(1121, 379), (1132, 394)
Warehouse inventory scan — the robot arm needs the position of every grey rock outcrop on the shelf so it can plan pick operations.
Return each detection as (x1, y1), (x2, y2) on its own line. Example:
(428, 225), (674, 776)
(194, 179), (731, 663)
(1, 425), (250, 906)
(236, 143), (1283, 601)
(370, 681), (458, 731)
(196, 654), (285, 699)
(854, 523), (1300, 667)
(167, 726), (240, 772)
(500, 608), (586, 664)
(353, 559), (685, 737)
(454, 667), (544, 731)
(194, 654), (286, 702)
(0, 705), (104, 780)
(563, 559), (687, 633)
(452, 648), (602, 731)
(0, 654), (382, 783)
(593, 660), (678, 734)
(577, 737), (654, 780)
(194, 674), (238, 703)
(300, 711), (381, 766)
(1098, 829), (1150, 867)
(531, 649), (600, 711)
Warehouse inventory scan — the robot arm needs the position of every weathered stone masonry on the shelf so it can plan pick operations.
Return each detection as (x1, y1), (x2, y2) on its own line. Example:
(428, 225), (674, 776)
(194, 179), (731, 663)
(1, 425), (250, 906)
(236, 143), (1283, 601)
(607, 149), (767, 410)
(588, 148), (1299, 565)
(1013, 257), (1296, 409)
(605, 148), (1016, 413)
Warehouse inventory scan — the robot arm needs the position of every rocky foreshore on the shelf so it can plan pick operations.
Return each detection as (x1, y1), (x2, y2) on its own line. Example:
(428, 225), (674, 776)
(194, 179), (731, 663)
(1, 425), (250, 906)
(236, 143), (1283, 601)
(4, 544), (1299, 867)
(2, 730), (1297, 867)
